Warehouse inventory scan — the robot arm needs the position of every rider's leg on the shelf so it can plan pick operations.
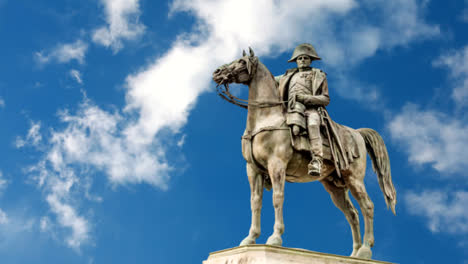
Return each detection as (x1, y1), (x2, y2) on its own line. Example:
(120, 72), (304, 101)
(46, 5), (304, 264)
(307, 110), (323, 176)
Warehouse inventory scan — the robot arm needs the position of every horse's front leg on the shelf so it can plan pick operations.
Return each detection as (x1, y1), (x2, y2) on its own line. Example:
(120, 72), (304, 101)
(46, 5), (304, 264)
(240, 163), (264, 246)
(266, 157), (286, 246)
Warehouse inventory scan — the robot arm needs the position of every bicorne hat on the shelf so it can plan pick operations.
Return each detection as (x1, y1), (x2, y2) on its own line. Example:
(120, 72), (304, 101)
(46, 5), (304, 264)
(288, 43), (321, 62)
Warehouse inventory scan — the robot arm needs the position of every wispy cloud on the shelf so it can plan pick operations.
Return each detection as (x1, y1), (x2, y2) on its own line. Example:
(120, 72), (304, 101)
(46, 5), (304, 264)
(388, 22), (468, 244)
(30, 158), (91, 250)
(0, 170), (7, 195)
(69, 69), (83, 84)
(37, 99), (171, 187)
(461, 9), (468, 23)
(177, 135), (186, 148)
(46, 194), (90, 249)
(389, 45), (468, 175)
(388, 104), (468, 174)
(0, 211), (36, 249)
(460, 0), (468, 23)
(92, 0), (145, 52)
(0, 209), (8, 225)
(25, 98), (171, 249)
(40, 216), (51, 232)
(0, 171), (8, 225)
(0, 97), (4, 108)
(35, 40), (88, 65)
(433, 45), (468, 107)
(15, 122), (42, 148)
(405, 190), (468, 234)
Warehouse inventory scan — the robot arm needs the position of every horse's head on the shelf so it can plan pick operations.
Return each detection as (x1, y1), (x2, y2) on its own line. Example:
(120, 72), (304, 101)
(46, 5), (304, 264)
(213, 48), (258, 85)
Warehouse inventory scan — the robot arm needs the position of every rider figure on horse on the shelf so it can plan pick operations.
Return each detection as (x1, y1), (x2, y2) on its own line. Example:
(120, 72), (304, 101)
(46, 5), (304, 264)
(276, 43), (330, 176)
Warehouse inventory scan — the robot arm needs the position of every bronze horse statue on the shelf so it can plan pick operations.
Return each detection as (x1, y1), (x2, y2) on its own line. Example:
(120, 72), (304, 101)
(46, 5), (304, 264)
(212, 48), (396, 259)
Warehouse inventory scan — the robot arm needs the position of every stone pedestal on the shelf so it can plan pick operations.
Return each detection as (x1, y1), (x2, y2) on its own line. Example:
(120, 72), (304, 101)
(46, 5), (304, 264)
(203, 245), (394, 264)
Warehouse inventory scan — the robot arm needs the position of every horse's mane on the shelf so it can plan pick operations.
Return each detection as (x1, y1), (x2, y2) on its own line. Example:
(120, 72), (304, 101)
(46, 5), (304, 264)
(256, 60), (279, 89)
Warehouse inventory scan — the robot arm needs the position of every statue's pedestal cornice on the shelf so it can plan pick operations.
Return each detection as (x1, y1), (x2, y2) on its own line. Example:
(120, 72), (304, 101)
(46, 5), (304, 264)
(203, 245), (395, 264)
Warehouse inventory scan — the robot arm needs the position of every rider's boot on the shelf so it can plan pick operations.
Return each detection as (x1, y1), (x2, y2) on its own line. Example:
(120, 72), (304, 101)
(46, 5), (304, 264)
(307, 126), (323, 177)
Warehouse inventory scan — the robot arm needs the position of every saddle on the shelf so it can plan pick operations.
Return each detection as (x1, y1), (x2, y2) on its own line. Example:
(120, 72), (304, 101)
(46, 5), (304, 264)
(290, 120), (360, 172)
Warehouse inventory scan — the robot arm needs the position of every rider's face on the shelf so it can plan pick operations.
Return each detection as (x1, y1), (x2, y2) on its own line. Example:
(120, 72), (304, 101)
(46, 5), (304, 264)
(296, 55), (311, 69)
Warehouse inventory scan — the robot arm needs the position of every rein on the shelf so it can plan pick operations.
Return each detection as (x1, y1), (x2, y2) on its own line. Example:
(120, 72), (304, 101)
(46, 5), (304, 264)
(216, 83), (285, 109)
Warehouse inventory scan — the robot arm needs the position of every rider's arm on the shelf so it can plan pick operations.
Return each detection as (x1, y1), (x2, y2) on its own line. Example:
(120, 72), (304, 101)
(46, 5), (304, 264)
(296, 79), (330, 107)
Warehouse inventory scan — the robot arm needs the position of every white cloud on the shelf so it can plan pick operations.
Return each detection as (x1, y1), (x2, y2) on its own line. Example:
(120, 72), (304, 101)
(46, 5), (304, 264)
(70, 69), (83, 84)
(26, 98), (171, 249)
(388, 104), (468, 174)
(0, 97), (4, 108)
(43, 100), (171, 187)
(92, 0), (145, 52)
(125, 0), (438, 149)
(405, 190), (468, 234)
(35, 40), (88, 65)
(0, 209), (8, 225)
(15, 121), (42, 148)
(389, 45), (468, 175)
(433, 45), (468, 107)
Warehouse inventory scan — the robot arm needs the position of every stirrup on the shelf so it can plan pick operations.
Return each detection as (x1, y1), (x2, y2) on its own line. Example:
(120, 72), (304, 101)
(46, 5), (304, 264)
(308, 157), (322, 177)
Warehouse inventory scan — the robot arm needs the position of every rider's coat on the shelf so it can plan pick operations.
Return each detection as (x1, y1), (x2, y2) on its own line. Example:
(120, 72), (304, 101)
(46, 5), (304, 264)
(277, 67), (329, 130)
(277, 67), (329, 161)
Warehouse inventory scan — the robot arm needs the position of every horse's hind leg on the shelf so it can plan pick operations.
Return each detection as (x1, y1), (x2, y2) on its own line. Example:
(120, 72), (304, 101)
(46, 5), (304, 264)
(266, 158), (286, 246)
(321, 179), (362, 257)
(240, 163), (264, 246)
(348, 176), (374, 259)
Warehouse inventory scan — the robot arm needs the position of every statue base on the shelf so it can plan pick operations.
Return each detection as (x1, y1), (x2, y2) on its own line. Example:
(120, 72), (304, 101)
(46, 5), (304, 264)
(203, 245), (394, 264)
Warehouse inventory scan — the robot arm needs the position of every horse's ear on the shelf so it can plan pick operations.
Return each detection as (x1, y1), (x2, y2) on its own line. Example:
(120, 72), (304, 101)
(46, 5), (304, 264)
(246, 58), (252, 75)
(242, 50), (247, 57)
(249, 47), (255, 57)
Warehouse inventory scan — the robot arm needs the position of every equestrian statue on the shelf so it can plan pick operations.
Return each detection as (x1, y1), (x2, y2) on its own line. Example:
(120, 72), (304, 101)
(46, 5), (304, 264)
(212, 44), (397, 260)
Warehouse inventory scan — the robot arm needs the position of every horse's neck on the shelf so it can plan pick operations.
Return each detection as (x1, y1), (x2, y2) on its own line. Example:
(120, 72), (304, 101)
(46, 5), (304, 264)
(246, 62), (284, 132)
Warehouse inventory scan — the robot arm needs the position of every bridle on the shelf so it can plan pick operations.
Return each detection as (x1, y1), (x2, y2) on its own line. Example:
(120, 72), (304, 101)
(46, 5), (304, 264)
(216, 56), (286, 109)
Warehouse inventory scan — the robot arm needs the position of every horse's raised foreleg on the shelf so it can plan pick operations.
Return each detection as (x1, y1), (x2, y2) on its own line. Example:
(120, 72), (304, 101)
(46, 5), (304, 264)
(321, 179), (362, 257)
(266, 158), (286, 246)
(240, 163), (264, 246)
(349, 178), (374, 259)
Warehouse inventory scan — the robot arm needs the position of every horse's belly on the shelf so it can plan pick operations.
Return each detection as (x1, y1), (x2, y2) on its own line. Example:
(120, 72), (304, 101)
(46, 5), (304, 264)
(286, 151), (335, 183)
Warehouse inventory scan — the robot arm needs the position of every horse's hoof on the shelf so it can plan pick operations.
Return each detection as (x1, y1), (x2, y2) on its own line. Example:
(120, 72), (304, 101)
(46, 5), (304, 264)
(240, 236), (256, 246)
(266, 235), (282, 246)
(350, 248), (359, 257)
(355, 245), (372, 259)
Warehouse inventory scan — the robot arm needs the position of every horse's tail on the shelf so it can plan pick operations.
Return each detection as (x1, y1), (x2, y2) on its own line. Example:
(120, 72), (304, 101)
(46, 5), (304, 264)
(358, 128), (397, 215)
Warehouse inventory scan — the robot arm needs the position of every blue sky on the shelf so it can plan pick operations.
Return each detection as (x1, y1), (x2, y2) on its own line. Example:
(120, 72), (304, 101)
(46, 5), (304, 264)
(1, 0), (468, 263)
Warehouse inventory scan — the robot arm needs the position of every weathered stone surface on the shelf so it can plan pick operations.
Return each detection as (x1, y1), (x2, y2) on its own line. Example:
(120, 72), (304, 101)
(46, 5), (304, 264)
(203, 245), (395, 264)
(212, 47), (397, 259)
